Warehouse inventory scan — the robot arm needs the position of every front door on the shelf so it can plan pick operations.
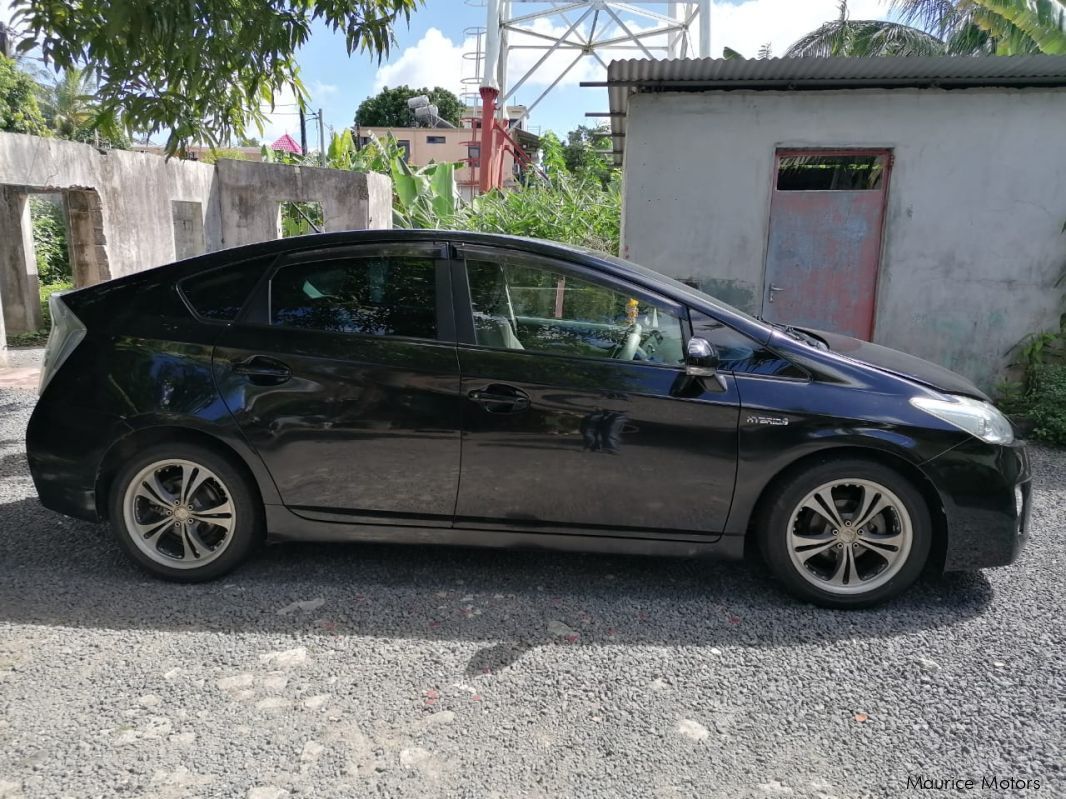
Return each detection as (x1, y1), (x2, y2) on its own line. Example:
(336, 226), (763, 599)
(451, 245), (740, 535)
(213, 242), (461, 524)
(763, 149), (892, 340)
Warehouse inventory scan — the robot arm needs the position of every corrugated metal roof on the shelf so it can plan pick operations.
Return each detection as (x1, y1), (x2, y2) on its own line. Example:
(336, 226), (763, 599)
(585, 55), (1066, 164)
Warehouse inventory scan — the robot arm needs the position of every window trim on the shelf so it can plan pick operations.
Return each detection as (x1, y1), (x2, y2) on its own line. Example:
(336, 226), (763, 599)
(690, 308), (812, 383)
(235, 242), (455, 343)
(451, 243), (688, 369)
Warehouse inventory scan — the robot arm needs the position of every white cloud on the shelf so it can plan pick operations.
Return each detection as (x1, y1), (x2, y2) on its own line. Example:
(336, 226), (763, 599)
(372, 1), (889, 114)
(256, 83), (305, 147)
(310, 80), (338, 98)
(374, 27), (469, 95)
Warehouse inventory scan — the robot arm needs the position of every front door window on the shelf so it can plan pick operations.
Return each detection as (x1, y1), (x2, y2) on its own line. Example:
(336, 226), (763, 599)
(466, 258), (685, 365)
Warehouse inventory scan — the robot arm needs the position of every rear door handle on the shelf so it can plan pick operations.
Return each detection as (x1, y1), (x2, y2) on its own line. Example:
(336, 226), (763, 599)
(233, 355), (292, 385)
(468, 384), (531, 414)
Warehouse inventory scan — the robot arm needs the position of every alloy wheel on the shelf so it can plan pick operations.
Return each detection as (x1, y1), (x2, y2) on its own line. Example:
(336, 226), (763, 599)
(121, 458), (236, 569)
(786, 478), (913, 596)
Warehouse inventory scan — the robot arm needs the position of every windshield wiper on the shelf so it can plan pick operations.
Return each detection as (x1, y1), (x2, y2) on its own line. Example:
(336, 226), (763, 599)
(759, 318), (829, 350)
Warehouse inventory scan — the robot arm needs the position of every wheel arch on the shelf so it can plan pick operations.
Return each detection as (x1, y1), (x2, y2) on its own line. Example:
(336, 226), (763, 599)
(94, 425), (273, 521)
(742, 445), (949, 570)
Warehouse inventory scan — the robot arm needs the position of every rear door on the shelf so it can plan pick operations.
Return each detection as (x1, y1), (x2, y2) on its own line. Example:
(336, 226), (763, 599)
(213, 242), (461, 525)
(450, 244), (740, 536)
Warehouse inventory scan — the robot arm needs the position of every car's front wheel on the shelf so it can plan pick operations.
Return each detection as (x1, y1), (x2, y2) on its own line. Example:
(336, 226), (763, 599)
(758, 458), (932, 608)
(108, 443), (262, 581)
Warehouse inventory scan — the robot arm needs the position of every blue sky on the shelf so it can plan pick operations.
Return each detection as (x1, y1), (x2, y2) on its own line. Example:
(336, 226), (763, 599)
(3, 0), (891, 145)
(281, 0), (889, 145)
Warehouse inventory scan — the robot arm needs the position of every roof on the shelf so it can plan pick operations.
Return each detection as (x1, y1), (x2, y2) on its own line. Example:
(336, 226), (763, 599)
(583, 55), (1066, 164)
(270, 133), (303, 155)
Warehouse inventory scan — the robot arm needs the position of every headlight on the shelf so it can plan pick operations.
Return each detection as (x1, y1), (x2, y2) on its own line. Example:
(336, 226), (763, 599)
(910, 394), (1014, 445)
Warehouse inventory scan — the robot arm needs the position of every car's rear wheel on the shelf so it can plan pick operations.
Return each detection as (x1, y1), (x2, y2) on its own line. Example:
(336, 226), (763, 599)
(758, 458), (932, 608)
(108, 443), (261, 581)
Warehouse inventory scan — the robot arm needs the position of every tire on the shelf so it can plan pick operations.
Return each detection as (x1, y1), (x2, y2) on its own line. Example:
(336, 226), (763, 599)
(757, 458), (932, 609)
(108, 442), (262, 582)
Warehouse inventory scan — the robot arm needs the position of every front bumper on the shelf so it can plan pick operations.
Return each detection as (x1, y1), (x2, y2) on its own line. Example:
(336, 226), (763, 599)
(922, 438), (1031, 572)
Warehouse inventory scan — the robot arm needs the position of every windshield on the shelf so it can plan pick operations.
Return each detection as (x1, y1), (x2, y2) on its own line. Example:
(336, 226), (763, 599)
(581, 248), (766, 327)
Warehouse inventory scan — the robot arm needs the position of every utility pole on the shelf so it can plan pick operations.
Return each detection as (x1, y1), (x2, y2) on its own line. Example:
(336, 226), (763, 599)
(299, 107), (308, 156)
(318, 108), (326, 167)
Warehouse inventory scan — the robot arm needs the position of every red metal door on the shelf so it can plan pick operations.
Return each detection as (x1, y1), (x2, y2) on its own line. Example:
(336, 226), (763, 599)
(762, 149), (891, 340)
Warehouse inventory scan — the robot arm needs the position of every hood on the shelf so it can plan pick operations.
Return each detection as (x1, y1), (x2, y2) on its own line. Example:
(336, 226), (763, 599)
(802, 328), (989, 401)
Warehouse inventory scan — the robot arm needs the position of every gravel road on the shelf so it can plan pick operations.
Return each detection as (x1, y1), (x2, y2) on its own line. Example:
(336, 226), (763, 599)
(0, 382), (1063, 798)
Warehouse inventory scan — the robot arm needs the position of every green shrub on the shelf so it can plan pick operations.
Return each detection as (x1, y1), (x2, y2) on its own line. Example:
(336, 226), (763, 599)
(453, 174), (622, 256)
(7, 280), (73, 347)
(29, 197), (71, 285)
(1027, 364), (1066, 445)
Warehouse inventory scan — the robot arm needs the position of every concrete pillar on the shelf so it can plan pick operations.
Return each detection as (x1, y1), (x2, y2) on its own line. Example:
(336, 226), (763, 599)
(66, 189), (110, 287)
(0, 187), (44, 337)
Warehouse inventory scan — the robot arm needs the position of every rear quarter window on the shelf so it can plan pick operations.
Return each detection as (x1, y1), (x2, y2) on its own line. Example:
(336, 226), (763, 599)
(179, 257), (273, 321)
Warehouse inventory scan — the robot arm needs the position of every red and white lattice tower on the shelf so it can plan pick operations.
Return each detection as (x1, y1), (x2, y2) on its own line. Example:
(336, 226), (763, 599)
(474, 1), (711, 192)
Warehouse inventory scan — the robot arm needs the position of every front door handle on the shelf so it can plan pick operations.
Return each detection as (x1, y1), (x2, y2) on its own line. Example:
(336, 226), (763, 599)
(233, 355), (292, 385)
(768, 284), (786, 303)
(468, 384), (531, 414)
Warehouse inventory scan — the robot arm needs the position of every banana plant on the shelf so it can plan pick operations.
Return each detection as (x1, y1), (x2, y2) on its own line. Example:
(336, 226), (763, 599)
(263, 128), (462, 228)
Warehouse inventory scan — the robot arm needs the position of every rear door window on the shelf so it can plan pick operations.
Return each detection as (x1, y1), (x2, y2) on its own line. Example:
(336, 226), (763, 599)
(180, 257), (273, 321)
(270, 255), (438, 339)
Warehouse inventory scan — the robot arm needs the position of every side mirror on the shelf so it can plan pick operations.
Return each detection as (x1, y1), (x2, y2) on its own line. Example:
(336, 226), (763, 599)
(685, 337), (720, 377)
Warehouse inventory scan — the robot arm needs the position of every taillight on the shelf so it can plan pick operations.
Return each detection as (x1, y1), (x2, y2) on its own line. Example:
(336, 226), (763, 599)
(38, 292), (87, 395)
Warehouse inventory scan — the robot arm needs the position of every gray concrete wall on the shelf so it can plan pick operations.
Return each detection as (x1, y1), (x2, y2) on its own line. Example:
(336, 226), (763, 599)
(0, 133), (220, 281)
(215, 159), (391, 247)
(0, 132), (392, 345)
(621, 88), (1066, 389)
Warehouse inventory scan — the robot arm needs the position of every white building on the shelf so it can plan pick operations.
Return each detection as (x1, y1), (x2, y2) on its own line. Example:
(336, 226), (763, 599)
(594, 55), (1066, 388)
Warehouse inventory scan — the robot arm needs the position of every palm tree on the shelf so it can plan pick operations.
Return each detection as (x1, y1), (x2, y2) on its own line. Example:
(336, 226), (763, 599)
(39, 67), (95, 138)
(786, 0), (1065, 57)
(786, 2), (953, 56)
(891, 0), (1066, 55)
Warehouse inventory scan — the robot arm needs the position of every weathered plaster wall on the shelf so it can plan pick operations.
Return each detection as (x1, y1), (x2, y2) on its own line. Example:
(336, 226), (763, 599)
(0, 132), (392, 343)
(621, 88), (1066, 388)
(215, 159), (391, 247)
(0, 133), (220, 281)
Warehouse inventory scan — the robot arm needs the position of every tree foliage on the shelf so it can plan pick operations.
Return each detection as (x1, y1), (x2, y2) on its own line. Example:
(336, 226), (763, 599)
(0, 54), (48, 134)
(788, 0), (1066, 57)
(891, 0), (1066, 55)
(562, 125), (614, 189)
(354, 84), (463, 127)
(30, 196), (70, 285)
(10, 0), (421, 153)
(538, 131), (569, 177)
(37, 66), (129, 146)
(786, 1), (951, 56)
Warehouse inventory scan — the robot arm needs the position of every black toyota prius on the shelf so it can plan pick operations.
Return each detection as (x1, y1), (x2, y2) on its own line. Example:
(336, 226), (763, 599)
(25, 231), (1030, 608)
